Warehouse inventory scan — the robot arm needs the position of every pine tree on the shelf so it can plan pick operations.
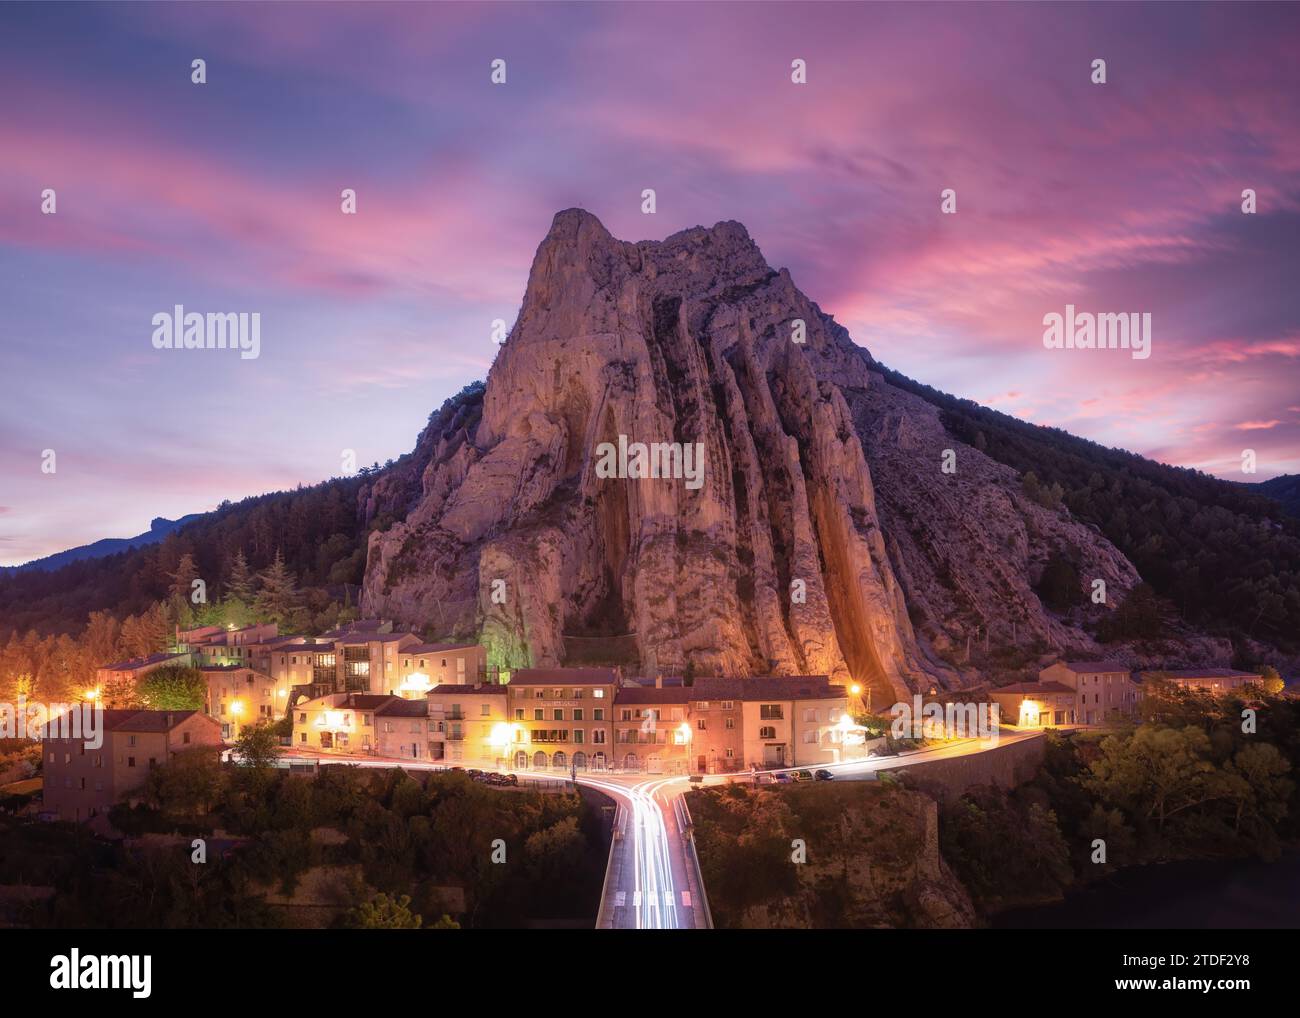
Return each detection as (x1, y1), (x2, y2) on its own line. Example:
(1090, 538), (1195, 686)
(225, 548), (256, 604)
(255, 550), (300, 628)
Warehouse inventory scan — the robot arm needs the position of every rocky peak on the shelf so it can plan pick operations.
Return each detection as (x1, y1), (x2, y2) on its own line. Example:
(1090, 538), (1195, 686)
(362, 211), (1142, 705)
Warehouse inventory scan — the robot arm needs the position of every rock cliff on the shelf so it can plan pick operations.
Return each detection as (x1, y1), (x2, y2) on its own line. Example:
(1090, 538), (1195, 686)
(361, 210), (1141, 702)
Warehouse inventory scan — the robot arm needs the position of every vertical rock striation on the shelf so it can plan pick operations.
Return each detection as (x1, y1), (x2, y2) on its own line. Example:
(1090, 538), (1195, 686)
(361, 210), (1140, 703)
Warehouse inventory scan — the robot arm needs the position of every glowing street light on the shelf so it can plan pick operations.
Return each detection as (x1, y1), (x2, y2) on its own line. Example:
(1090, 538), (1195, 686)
(84, 688), (100, 703)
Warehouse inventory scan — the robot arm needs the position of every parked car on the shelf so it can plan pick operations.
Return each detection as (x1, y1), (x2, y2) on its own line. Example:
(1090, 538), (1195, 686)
(791, 770), (814, 782)
(814, 769), (834, 781)
(772, 771), (792, 784)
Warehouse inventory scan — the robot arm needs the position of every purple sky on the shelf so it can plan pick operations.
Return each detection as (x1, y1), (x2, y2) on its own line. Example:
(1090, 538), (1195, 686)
(2, 2), (1299, 565)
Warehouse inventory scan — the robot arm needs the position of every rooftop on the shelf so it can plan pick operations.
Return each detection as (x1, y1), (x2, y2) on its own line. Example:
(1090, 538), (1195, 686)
(100, 652), (186, 672)
(995, 681), (1076, 695)
(614, 687), (690, 705)
(690, 675), (839, 701)
(428, 683), (506, 695)
(509, 667), (618, 686)
(1057, 660), (1130, 674)
(97, 709), (212, 733)
(406, 642), (480, 655)
(1138, 668), (1258, 681)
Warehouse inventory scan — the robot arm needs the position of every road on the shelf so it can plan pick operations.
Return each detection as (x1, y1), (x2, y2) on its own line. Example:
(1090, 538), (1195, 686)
(580, 773), (702, 929)
(268, 727), (1042, 930)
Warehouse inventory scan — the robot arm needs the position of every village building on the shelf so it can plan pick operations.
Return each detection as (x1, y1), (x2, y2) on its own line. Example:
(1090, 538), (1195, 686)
(506, 667), (617, 772)
(202, 664), (279, 739)
(41, 710), (221, 822)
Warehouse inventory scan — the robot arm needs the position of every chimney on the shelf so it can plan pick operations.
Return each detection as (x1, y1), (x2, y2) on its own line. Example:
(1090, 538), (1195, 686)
(655, 674), (662, 689)
(166, 712), (173, 727)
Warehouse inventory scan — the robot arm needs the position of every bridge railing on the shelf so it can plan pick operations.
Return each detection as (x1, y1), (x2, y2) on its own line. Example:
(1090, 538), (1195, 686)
(675, 792), (715, 930)
(595, 801), (625, 930)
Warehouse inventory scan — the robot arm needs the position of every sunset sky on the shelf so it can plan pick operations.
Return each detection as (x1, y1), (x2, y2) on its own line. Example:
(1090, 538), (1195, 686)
(2, 1), (1299, 565)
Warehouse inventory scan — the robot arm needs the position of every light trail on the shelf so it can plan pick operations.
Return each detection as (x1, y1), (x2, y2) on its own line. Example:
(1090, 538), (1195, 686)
(580, 774), (687, 929)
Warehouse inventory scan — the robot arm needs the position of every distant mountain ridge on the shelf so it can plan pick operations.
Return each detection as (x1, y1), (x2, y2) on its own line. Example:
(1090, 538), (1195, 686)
(2, 515), (205, 573)
(1251, 473), (1300, 519)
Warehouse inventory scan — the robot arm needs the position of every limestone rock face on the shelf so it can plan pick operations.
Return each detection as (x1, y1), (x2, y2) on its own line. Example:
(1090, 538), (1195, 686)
(360, 210), (1141, 702)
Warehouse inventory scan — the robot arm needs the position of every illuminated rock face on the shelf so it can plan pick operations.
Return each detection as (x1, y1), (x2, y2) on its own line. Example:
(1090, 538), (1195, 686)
(360, 210), (1141, 703)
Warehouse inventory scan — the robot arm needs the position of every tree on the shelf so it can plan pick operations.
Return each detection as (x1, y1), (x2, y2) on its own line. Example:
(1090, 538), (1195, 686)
(224, 548), (256, 604)
(234, 721), (281, 772)
(168, 554), (200, 611)
(137, 664), (207, 710)
(254, 550), (300, 629)
(146, 747), (226, 815)
(1036, 553), (1081, 613)
(344, 892), (423, 929)
(1252, 666), (1286, 697)
(1097, 582), (1167, 642)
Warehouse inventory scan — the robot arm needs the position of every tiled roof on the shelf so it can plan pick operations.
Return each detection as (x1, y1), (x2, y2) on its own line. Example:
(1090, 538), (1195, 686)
(509, 667), (618, 686)
(405, 642), (479, 655)
(338, 694), (398, 711)
(429, 683), (506, 695)
(690, 675), (838, 701)
(375, 698), (430, 717)
(1058, 660), (1129, 673)
(101, 709), (212, 733)
(335, 631), (418, 645)
(614, 687), (690, 705)
(1138, 668), (1257, 681)
(994, 681), (1075, 695)
(100, 652), (186, 672)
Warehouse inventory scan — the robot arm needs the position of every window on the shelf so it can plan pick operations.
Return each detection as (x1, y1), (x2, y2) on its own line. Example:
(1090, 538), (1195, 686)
(573, 708), (584, 721)
(621, 710), (632, 721)
(573, 730), (584, 744)
(299, 733), (306, 744)
(802, 731), (817, 744)
(363, 714), (373, 726)
(299, 712), (307, 723)
(593, 709), (604, 721)
(128, 735), (138, 747)
(183, 732), (191, 744)
(725, 717), (735, 730)
(697, 701), (710, 710)
(534, 709), (544, 721)
(803, 708), (817, 723)
(554, 709), (564, 721)
(722, 700), (734, 710)
(759, 705), (783, 720)
(384, 722), (394, 733)
(515, 708), (524, 720)
(725, 748), (734, 758)
(481, 703), (491, 716)
(593, 689), (605, 699)
(128, 756), (137, 768)
(759, 726), (776, 739)
(696, 719), (706, 730)
(591, 730), (606, 744)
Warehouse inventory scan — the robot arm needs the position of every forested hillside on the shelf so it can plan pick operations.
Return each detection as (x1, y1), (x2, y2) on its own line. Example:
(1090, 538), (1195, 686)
(879, 366), (1300, 652)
